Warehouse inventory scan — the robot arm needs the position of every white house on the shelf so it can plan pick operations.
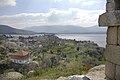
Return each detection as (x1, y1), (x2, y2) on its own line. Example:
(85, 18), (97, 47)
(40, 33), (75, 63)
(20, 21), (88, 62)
(8, 50), (31, 64)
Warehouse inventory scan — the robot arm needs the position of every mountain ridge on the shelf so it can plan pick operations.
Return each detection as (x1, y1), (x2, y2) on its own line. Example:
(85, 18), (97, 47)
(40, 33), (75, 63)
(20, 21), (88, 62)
(24, 25), (107, 34)
(0, 25), (35, 35)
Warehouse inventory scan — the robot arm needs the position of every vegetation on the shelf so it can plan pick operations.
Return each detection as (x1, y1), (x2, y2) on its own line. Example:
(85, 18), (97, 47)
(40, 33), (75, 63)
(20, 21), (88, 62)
(0, 34), (105, 79)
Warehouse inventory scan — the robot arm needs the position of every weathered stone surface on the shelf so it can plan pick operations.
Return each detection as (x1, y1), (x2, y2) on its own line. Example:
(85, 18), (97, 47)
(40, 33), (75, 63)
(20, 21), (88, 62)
(99, 0), (120, 26)
(106, 1), (115, 12)
(99, 0), (120, 80)
(2, 72), (24, 80)
(107, 27), (117, 45)
(86, 65), (106, 80)
(114, 0), (120, 10)
(107, 0), (115, 3)
(105, 45), (120, 65)
(105, 77), (113, 80)
(105, 62), (116, 80)
(57, 77), (67, 80)
(99, 11), (120, 26)
(88, 65), (105, 72)
(115, 65), (120, 80)
(118, 27), (120, 45)
(67, 75), (90, 80)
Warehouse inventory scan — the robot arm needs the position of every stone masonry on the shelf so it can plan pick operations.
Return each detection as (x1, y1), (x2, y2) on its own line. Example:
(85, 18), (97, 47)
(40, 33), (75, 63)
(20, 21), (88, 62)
(99, 0), (120, 80)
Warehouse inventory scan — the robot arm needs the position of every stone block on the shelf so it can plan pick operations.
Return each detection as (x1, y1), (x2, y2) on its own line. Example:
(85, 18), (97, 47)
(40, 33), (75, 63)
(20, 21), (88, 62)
(118, 27), (120, 45)
(106, 77), (113, 80)
(105, 62), (116, 80)
(116, 65), (120, 80)
(107, 0), (115, 3)
(99, 11), (120, 26)
(107, 26), (117, 45)
(106, 1), (115, 12)
(105, 45), (120, 65)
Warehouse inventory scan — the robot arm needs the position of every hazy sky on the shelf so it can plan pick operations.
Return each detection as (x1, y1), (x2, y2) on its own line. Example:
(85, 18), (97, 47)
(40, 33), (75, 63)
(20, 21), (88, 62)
(0, 0), (106, 29)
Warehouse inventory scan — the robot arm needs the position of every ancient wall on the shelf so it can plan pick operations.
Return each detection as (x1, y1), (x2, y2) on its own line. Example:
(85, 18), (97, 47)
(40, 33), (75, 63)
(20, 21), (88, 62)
(99, 0), (120, 80)
(105, 26), (120, 80)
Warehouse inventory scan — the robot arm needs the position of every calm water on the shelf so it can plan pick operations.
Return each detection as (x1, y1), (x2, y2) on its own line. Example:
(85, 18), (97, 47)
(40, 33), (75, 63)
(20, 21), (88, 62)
(10, 33), (106, 47)
(56, 34), (106, 47)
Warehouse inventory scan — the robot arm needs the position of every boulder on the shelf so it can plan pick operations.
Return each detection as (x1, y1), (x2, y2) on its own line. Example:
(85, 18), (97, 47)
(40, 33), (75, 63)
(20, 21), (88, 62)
(86, 65), (106, 80)
(88, 65), (105, 72)
(2, 72), (24, 80)
(67, 75), (90, 80)
(57, 77), (67, 80)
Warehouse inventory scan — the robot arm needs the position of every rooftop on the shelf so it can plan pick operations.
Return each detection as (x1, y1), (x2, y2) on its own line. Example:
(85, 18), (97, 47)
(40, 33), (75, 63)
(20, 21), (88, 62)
(8, 50), (29, 57)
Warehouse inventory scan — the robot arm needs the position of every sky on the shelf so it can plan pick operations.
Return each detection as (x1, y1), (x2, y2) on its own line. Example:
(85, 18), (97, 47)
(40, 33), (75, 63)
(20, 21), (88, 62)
(0, 0), (106, 29)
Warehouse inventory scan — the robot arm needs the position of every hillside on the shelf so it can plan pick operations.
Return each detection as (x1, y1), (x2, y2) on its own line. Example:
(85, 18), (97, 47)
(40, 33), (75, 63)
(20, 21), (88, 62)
(0, 25), (35, 35)
(24, 25), (107, 34)
(0, 34), (105, 80)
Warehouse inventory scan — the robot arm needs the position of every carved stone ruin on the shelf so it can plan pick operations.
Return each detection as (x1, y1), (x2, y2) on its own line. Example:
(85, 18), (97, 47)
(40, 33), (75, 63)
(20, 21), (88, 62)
(99, 0), (120, 80)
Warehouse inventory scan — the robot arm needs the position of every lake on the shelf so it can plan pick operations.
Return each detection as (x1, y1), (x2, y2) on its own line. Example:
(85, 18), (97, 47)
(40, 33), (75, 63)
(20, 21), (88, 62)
(10, 33), (106, 47)
(56, 34), (106, 47)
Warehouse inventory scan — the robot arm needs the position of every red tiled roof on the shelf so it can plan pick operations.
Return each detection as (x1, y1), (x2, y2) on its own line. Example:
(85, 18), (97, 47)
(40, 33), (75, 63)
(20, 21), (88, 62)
(8, 51), (29, 57)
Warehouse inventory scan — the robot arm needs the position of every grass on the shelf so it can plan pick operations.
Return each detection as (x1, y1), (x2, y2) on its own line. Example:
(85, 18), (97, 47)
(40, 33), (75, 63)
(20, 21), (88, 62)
(22, 60), (91, 80)
(0, 36), (105, 80)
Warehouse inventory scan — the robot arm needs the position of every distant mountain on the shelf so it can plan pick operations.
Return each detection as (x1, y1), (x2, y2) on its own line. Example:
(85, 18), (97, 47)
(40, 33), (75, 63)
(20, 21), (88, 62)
(85, 26), (107, 33)
(0, 25), (35, 35)
(24, 25), (107, 34)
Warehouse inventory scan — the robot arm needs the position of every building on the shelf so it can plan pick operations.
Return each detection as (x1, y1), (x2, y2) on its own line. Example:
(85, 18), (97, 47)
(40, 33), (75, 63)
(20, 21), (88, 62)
(8, 50), (31, 64)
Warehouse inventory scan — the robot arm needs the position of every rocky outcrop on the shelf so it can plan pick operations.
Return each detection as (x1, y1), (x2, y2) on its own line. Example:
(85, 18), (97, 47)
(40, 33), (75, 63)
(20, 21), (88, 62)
(0, 65), (105, 80)
(57, 65), (105, 80)
(86, 65), (106, 80)
(57, 77), (67, 80)
(1, 72), (24, 80)
(57, 75), (90, 80)
(67, 75), (90, 80)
